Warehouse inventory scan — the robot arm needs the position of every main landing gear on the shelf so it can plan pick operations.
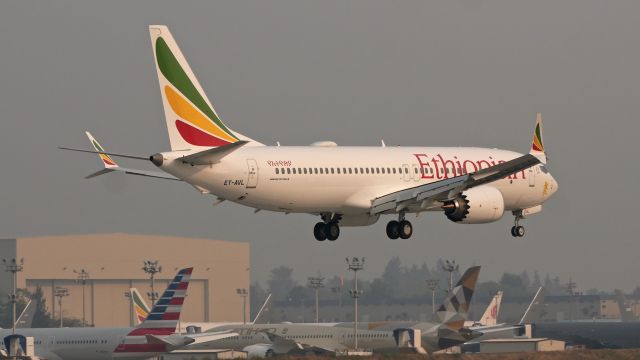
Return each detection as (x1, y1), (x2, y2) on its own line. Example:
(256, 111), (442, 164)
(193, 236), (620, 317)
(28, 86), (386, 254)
(314, 214), (342, 241)
(511, 212), (525, 237)
(386, 213), (413, 240)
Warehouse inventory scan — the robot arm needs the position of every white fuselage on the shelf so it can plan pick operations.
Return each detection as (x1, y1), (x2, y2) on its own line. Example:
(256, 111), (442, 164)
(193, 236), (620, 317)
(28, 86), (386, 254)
(157, 146), (557, 223)
(0, 327), (161, 360)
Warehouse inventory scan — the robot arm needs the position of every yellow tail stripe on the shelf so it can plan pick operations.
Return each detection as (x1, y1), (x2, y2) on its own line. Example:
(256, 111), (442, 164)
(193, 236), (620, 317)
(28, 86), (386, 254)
(165, 86), (237, 144)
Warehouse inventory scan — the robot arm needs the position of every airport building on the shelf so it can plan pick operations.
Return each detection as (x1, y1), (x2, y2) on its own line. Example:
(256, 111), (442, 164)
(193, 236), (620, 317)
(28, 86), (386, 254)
(0, 234), (249, 327)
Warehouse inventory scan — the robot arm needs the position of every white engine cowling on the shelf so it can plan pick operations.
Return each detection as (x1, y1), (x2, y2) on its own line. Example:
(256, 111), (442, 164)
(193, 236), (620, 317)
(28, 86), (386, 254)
(443, 186), (505, 224)
(243, 344), (276, 358)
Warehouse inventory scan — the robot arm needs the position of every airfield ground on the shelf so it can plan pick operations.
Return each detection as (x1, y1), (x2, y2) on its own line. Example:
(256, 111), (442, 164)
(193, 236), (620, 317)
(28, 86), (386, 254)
(281, 350), (640, 360)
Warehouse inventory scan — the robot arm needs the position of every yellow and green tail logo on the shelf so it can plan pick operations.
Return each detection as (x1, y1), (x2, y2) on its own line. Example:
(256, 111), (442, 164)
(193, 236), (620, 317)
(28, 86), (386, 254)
(155, 37), (238, 147)
(531, 122), (544, 152)
(130, 288), (150, 324)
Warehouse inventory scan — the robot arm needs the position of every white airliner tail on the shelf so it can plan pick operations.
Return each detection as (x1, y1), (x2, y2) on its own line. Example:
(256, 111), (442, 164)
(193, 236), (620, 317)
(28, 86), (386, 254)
(149, 25), (261, 151)
(478, 291), (502, 326)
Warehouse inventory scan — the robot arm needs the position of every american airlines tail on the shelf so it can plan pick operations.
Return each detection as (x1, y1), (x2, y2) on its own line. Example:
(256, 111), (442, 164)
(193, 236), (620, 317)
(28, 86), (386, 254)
(114, 267), (193, 356)
(478, 291), (503, 326)
(148, 25), (261, 151)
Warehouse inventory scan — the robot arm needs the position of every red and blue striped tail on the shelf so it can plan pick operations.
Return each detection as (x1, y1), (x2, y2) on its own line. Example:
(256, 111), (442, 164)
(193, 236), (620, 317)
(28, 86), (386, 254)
(127, 267), (193, 336)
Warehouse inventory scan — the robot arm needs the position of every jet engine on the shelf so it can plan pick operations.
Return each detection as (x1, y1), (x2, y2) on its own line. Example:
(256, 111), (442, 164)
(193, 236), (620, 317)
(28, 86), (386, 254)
(243, 344), (276, 358)
(442, 186), (505, 224)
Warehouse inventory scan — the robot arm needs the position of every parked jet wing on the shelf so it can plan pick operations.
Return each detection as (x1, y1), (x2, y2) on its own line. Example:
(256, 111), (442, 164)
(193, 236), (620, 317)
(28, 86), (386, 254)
(370, 154), (540, 215)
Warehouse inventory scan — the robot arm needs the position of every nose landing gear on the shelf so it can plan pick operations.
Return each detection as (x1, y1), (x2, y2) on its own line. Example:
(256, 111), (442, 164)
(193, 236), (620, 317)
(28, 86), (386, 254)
(511, 212), (525, 237)
(313, 214), (342, 241)
(386, 213), (413, 240)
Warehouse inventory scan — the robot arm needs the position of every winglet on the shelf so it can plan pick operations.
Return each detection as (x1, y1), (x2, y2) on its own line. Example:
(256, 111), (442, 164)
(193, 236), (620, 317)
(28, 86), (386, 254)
(529, 113), (547, 163)
(86, 132), (118, 168)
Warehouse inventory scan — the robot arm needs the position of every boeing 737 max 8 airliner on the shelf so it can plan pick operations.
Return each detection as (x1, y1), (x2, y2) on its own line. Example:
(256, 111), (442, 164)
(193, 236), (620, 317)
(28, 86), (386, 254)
(61, 25), (558, 241)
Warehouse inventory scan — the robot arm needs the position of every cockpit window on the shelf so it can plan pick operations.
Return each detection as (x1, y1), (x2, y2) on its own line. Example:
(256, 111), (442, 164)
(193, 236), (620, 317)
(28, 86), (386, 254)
(540, 165), (549, 173)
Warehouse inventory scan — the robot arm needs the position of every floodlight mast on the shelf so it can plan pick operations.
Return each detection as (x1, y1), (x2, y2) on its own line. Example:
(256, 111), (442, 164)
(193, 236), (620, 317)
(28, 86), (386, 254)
(236, 288), (248, 324)
(142, 260), (162, 306)
(54, 287), (70, 328)
(566, 279), (577, 320)
(3, 258), (24, 335)
(346, 257), (364, 350)
(308, 276), (325, 323)
(73, 268), (90, 326)
(442, 259), (459, 293)
(426, 279), (439, 314)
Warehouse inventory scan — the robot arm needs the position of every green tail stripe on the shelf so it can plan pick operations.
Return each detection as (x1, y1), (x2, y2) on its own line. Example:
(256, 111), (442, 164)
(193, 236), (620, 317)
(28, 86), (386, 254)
(155, 37), (237, 140)
(92, 140), (105, 152)
(535, 124), (542, 146)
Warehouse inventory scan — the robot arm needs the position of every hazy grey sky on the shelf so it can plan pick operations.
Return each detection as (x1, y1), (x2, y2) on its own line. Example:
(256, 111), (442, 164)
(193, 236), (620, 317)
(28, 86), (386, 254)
(1, 0), (639, 291)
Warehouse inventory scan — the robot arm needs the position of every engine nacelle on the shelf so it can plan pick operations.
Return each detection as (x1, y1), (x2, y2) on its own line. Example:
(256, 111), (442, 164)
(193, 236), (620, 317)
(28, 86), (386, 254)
(243, 344), (275, 358)
(443, 186), (505, 224)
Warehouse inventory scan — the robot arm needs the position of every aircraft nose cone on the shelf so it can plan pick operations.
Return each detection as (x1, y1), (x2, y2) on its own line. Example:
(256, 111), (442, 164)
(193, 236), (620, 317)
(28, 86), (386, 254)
(547, 174), (558, 196)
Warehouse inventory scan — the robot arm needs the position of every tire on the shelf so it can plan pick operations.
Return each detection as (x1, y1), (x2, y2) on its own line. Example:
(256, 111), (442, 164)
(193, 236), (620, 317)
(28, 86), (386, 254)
(510, 226), (518, 237)
(325, 222), (340, 241)
(515, 226), (525, 237)
(398, 220), (413, 239)
(313, 222), (327, 241)
(386, 220), (400, 239)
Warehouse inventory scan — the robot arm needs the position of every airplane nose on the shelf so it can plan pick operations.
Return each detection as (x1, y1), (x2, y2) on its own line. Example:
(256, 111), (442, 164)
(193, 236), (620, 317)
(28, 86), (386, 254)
(548, 174), (558, 196)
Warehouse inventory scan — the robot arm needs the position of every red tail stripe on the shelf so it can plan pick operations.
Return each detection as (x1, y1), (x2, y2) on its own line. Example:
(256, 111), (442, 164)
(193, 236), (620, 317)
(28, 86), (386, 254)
(169, 297), (184, 305)
(127, 327), (176, 336)
(176, 282), (188, 290)
(162, 312), (180, 320)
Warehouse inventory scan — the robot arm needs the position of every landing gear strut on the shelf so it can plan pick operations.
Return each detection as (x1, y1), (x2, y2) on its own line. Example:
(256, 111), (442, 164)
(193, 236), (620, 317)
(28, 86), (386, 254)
(314, 214), (342, 241)
(511, 212), (525, 237)
(386, 213), (413, 240)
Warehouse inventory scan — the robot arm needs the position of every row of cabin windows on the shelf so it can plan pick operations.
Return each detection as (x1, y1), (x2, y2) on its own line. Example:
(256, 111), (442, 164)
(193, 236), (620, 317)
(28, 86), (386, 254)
(54, 339), (108, 345)
(275, 166), (466, 176)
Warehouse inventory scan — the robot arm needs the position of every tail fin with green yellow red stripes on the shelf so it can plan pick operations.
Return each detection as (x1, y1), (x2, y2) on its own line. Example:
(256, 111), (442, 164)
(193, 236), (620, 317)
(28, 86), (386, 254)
(84, 131), (118, 178)
(530, 113), (547, 163)
(149, 25), (261, 151)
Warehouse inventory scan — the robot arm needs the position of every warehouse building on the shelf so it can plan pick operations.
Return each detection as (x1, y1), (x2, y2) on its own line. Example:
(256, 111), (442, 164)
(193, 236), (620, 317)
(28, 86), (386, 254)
(0, 234), (249, 327)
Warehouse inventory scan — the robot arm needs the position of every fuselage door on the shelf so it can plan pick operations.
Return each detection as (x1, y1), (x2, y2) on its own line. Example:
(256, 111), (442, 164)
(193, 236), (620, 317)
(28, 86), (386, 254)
(528, 167), (536, 187)
(402, 164), (410, 181)
(246, 159), (259, 188)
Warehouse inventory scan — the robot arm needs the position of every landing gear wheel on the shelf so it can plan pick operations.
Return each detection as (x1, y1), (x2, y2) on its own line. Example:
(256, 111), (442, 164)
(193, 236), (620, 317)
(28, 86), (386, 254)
(398, 220), (413, 239)
(325, 222), (340, 241)
(386, 220), (400, 239)
(510, 225), (525, 237)
(313, 222), (327, 241)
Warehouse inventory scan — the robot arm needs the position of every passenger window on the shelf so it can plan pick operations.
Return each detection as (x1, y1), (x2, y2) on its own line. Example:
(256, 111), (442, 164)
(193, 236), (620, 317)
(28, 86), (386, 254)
(275, 168), (279, 174)
(360, 167), (364, 174)
(414, 167), (418, 174)
(354, 168), (358, 174)
(325, 167), (329, 174)
(343, 167), (347, 173)
(392, 168), (396, 174)
(320, 168), (324, 174)
(331, 168), (335, 174)
(337, 168), (341, 174)
(349, 168), (353, 174)
(287, 168), (291, 174)
(366, 168), (369, 174)
(404, 168), (408, 174)
(314, 168), (318, 174)
(303, 168), (307, 174)
(292, 168), (297, 174)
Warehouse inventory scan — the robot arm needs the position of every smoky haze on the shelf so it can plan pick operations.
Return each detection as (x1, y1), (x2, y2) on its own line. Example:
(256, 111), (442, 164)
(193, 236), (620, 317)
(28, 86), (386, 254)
(0, 0), (638, 291)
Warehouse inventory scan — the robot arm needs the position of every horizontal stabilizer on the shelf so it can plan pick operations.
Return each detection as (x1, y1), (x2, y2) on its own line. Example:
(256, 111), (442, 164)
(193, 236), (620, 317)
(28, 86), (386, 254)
(58, 146), (149, 161)
(145, 334), (195, 349)
(179, 141), (248, 165)
(85, 168), (116, 179)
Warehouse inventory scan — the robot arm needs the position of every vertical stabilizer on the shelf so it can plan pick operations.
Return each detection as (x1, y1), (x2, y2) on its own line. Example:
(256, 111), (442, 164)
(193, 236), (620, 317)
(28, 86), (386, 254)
(430, 266), (481, 329)
(130, 288), (151, 325)
(479, 291), (503, 326)
(149, 25), (260, 151)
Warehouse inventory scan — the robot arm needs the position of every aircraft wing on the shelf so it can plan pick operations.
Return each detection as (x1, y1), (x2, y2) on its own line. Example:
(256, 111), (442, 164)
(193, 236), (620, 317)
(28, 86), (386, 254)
(370, 154), (540, 215)
(182, 331), (240, 346)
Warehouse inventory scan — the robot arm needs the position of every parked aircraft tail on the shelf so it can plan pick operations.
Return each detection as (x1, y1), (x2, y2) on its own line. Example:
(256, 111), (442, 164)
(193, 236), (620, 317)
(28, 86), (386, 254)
(430, 266), (481, 329)
(478, 291), (503, 326)
(149, 25), (261, 151)
(130, 288), (152, 325)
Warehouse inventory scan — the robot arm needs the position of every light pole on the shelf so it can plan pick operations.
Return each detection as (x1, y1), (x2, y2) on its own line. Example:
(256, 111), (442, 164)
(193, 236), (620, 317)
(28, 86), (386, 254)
(73, 268), (90, 326)
(426, 279), (439, 314)
(442, 260), (459, 293)
(331, 283), (343, 321)
(3, 258), (24, 335)
(307, 276), (325, 323)
(236, 288), (248, 324)
(142, 260), (162, 306)
(54, 287), (69, 328)
(566, 279), (577, 321)
(346, 257), (364, 350)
